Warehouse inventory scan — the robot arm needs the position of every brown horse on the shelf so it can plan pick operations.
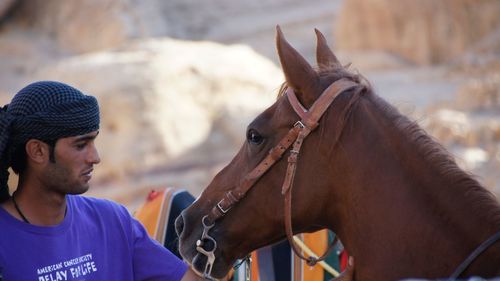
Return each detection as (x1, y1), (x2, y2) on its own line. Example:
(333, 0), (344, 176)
(175, 26), (500, 280)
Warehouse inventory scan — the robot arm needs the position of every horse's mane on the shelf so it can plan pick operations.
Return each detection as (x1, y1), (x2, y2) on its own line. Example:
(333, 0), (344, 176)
(367, 93), (500, 222)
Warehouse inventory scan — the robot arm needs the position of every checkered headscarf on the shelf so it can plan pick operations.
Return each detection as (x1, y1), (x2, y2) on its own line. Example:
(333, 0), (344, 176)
(0, 81), (100, 200)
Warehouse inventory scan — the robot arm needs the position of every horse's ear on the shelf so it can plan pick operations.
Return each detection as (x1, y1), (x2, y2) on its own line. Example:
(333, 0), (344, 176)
(276, 25), (318, 99)
(315, 28), (341, 70)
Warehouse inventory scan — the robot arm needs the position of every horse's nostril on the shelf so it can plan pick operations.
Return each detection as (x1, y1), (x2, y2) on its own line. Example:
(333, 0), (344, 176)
(197, 238), (216, 252)
(175, 215), (184, 236)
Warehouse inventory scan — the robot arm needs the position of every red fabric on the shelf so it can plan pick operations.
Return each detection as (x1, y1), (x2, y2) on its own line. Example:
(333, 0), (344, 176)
(339, 250), (349, 271)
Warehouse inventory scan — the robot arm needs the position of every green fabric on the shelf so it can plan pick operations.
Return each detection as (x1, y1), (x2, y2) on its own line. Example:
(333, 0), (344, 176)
(324, 231), (341, 281)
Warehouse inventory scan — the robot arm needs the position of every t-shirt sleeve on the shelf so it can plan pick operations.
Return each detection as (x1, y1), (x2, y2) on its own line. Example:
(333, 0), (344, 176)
(131, 217), (188, 281)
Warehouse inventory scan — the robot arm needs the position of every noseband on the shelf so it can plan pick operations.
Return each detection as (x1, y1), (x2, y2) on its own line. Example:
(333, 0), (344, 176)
(194, 78), (362, 279)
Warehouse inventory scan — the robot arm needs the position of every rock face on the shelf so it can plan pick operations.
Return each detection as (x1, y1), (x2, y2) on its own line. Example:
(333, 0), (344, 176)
(33, 39), (282, 183)
(335, 0), (500, 64)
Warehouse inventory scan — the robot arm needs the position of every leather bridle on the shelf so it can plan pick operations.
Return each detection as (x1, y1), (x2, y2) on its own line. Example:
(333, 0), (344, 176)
(194, 78), (362, 279)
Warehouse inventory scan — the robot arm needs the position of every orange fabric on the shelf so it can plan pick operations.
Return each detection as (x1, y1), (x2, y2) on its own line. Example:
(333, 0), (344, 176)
(250, 251), (259, 281)
(134, 189), (165, 240)
(302, 230), (328, 280)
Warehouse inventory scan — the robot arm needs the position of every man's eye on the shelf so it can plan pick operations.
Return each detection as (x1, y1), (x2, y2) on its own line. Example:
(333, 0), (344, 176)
(246, 129), (264, 145)
(75, 143), (86, 149)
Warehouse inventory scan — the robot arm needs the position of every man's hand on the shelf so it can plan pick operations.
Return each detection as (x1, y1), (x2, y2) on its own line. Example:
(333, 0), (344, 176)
(331, 257), (355, 281)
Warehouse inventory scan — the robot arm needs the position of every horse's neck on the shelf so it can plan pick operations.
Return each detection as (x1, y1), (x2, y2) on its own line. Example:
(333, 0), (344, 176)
(331, 96), (500, 278)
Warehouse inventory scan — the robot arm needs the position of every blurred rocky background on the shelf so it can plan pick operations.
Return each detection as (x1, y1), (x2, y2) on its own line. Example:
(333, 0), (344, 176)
(0, 0), (498, 210)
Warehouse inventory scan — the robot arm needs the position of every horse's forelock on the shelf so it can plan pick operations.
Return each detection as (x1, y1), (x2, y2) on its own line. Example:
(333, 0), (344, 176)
(276, 64), (371, 101)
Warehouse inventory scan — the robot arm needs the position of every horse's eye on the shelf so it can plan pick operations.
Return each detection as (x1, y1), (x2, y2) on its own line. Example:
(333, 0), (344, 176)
(246, 129), (264, 145)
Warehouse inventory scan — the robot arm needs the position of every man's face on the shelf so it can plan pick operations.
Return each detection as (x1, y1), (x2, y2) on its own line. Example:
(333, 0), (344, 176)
(43, 131), (100, 195)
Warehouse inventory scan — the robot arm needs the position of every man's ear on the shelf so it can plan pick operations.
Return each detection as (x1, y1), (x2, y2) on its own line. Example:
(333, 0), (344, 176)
(25, 139), (50, 164)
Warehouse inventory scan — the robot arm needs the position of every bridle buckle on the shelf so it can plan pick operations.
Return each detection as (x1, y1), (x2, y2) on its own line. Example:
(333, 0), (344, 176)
(294, 121), (305, 129)
(217, 199), (231, 214)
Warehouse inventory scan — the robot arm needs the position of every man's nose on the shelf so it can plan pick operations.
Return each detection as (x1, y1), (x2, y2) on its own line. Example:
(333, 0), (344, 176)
(88, 144), (101, 164)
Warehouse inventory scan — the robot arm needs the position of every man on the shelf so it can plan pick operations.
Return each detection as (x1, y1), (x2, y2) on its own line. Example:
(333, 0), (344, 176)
(0, 81), (204, 280)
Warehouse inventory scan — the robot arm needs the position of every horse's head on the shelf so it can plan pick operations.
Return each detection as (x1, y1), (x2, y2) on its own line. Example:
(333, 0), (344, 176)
(176, 26), (366, 279)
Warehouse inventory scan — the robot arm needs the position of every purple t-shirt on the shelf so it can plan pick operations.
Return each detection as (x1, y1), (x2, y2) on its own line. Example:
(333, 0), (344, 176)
(0, 195), (188, 281)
